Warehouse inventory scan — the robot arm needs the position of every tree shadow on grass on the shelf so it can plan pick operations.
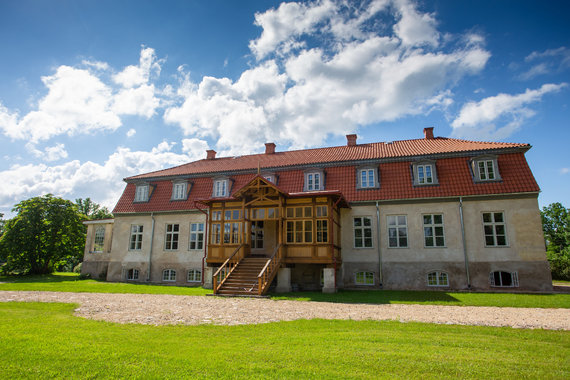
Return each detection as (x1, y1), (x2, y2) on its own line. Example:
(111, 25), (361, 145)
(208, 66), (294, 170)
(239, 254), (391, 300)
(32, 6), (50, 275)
(270, 289), (461, 305)
(0, 273), (84, 284)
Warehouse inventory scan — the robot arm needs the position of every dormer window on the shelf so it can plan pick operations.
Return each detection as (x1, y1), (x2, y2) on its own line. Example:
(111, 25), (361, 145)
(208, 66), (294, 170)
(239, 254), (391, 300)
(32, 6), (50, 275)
(472, 156), (501, 182)
(304, 171), (324, 191)
(357, 167), (379, 189)
(213, 179), (229, 197)
(134, 184), (149, 202)
(171, 181), (188, 201)
(412, 161), (438, 186)
(263, 175), (274, 183)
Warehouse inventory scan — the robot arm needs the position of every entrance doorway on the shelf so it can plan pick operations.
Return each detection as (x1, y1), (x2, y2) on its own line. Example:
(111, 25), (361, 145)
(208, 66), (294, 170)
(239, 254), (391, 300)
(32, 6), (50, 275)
(251, 221), (264, 253)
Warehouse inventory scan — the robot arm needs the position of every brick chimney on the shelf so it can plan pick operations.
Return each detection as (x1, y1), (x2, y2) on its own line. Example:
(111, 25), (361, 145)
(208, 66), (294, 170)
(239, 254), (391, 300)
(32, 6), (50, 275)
(265, 142), (276, 154)
(206, 150), (216, 160)
(346, 134), (357, 146)
(423, 127), (434, 140)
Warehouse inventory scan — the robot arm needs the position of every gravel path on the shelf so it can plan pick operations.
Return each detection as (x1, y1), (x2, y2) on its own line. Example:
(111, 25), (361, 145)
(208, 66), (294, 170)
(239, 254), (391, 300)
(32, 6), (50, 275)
(1, 291), (569, 330)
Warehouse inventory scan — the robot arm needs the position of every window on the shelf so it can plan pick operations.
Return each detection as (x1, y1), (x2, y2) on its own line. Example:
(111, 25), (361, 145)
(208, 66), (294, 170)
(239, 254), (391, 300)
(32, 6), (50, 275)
(489, 271), (519, 287)
(162, 269), (176, 282)
(355, 271), (374, 285)
(263, 175), (275, 183)
(472, 157), (501, 182)
(353, 217), (373, 248)
(483, 212), (507, 246)
(172, 182), (188, 200)
(93, 226), (105, 252)
(129, 225), (143, 250)
(223, 210), (241, 244)
(165, 224), (179, 250)
(211, 223), (221, 244)
(126, 268), (139, 281)
(427, 271), (448, 286)
(305, 171), (323, 191)
(316, 219), (328, 243)
(358, 168), (378, 189)
(423, 214), (445, 247)
(251, 221), (264, 249)
(189, 223), (204, 250)
(134, 184), (149, 202)
(187, 269), (202, 283)
(213, 179), (229, 197)
(286, 220), (313, 243)
(412, 161), (438, 186)
(387, 215), (408, 248)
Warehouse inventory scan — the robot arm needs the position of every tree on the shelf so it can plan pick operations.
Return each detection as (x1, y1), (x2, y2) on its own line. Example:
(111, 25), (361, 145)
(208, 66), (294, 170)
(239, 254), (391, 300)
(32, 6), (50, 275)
(75, 198), (112, 220)
(541, 202), (570, 280)
(0, 195), (85, 275)
(0, 213), (5, 238)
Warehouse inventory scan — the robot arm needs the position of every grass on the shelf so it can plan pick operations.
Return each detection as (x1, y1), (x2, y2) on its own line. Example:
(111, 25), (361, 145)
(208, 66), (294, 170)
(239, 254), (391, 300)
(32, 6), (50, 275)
(1, 272), (569, 308)
(0, 302), (568, 379)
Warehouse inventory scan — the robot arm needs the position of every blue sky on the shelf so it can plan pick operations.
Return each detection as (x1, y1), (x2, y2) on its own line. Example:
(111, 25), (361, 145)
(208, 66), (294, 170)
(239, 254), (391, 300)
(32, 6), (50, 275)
(0, 0), (569, 217)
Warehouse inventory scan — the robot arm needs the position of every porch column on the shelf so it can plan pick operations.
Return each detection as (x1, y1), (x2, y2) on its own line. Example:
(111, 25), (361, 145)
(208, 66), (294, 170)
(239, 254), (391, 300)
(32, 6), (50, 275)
(203, 267), (214, 289)
(275, 267), (292, 293)
(322, 267), (336, 293)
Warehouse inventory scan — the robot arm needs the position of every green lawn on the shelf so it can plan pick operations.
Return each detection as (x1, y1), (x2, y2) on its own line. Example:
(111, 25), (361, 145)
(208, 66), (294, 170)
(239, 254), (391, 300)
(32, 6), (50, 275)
(0, 302), (567, 379)
(1, 272), (569, 308)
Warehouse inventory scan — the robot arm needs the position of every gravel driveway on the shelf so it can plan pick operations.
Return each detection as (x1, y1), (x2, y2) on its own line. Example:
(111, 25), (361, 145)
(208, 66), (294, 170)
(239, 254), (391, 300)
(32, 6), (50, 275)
(1, 291), (568, 330)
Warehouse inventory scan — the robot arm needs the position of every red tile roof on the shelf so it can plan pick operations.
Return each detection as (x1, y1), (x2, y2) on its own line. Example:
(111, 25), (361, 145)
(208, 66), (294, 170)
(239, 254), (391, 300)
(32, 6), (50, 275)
(125, 137), (530, 180)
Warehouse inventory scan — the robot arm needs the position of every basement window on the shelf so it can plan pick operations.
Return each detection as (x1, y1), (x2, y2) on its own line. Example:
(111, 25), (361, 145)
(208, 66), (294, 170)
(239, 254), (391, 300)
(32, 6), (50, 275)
(187, 269), (202, 283)
(162, 269), (176, 282)
(355, 271), (374, 286)
(427, 271), (448, 287)
(126, 269), (139, 281)
(489, 271), (519, 287)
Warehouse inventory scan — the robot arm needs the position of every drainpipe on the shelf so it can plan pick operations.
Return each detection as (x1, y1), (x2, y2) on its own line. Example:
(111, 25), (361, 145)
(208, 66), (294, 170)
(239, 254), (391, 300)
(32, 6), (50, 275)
(195, 203), (209, 286)
(459, 197), (471, 288)
(147, 212), (155, 282)
(376, 201), (383, 287)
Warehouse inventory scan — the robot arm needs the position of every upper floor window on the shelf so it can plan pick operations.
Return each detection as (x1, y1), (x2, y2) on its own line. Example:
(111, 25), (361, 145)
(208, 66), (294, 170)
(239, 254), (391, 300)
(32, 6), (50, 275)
(387, 215), (408, 248)
(304, 171), (323, 191)
(189, 223), (204, 250)
(134, 184), (149, 202)
(172, 182), (188, 200)
(353, 217), (373, 248)
(483, 212), (507, 246)
(357, 168), (379, 189)
(93, 226), (105, 253)
(472, 156), (501, 182)
(213, 179), (229, 197)
(412, 161), (438, 186)
(423, 214), (445, 247)
(263, 174), (275, 183)
(129, 225), (143, 250)
(165, 224), (180, 250)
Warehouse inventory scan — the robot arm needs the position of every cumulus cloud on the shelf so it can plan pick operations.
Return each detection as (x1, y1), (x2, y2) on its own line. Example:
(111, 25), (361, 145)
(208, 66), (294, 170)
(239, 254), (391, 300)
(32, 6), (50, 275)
(26, 142), (69, 162)
(112, 47), (163, 88)
(182, 138), (210, 161)
(451, 83), (567, 139)
(126, 128), (136, 137)
(165, 0), (489, 154)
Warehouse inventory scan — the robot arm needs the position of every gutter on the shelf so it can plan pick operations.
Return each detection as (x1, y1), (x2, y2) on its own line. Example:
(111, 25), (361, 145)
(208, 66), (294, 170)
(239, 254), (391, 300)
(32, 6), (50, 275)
(147, 212), (155, 282)
(376, 201), (383, 287)
(459, 197), (471, 288)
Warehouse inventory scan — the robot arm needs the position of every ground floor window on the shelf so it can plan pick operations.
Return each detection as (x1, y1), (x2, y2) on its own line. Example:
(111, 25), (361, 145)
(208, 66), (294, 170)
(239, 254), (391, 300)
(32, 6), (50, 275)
(355, 271), (374, 285)
(126, 268), (139, 280)
(427, 271), (448, 286)
(489, 271), (518, 287)
(187, 269), (202, 282)
(163, 269), (176, 282)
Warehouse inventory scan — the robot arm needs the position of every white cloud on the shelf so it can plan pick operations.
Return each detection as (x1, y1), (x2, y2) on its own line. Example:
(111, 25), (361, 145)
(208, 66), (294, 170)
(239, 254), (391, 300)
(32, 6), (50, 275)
(451, 83), (567, 139)
(126, 128), (136, 137)
(0, 141), (193, 215)
(561, 168), (570, 175)
(181, 138), (210, 161)
(81, 60), (110, 71)
(26, 142), (68, 162)
(519, 63), (550, 80)
(393, 0), (439, 47)
(112, 84), (159, 118)
(112, 47), (163, 88)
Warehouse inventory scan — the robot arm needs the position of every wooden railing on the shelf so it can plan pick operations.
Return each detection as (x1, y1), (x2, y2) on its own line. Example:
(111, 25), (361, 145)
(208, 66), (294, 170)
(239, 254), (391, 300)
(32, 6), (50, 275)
(257, 243), (283, 295)
(212, 243), (246, 294)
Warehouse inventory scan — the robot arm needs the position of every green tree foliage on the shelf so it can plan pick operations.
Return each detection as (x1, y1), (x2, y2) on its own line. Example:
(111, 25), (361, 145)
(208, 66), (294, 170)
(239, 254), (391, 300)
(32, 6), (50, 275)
(0, 195), (85, 275)
(75, 198), (112, 220)
(0, 212), (5, 238)
(541, 202), (570, 280)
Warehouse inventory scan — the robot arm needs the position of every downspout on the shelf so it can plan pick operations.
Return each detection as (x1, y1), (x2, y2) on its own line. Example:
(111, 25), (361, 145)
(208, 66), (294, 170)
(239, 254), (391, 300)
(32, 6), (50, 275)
(196, 203), (209, 286)
(147, 212), (155, 282)
(459, 197), (471, 288)
(376, 201), (383, 287)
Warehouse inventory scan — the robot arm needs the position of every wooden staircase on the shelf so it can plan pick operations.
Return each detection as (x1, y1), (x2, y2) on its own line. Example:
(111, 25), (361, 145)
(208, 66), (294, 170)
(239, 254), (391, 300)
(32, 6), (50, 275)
(216, 257), (269, 296)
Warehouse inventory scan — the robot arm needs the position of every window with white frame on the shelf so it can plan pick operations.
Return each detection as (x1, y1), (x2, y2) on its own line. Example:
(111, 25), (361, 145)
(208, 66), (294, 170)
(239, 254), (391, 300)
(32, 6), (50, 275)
(472, 157), (501, 182)
(387, 215), (408, 248)
(187, 269), (202, 282)
(129, 225), (143, 250)
(417, 164), (433, 184)
(162, 269), (176, 282)
(489, 271), (518, 287)
(305, 172), (323, 191)
(263, 175), (275, 183)
(353, 217), (373, 248)
(172, 182), (188, 200)
(412, 161), (438, 186)
(165, 224), (180, 250)
(134, 184), (149, 202)
(483, 212), (507, 246)
(427, 271), (448, 286)
(423, 214), (445, 247)
(127, 268), (139, 281)
(189, 223), (204, 250)
(213, 179), (229, 197)
(355, 271), (374, 285)
(93, 226), (105, 252)
(358, 168), (377, 189)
